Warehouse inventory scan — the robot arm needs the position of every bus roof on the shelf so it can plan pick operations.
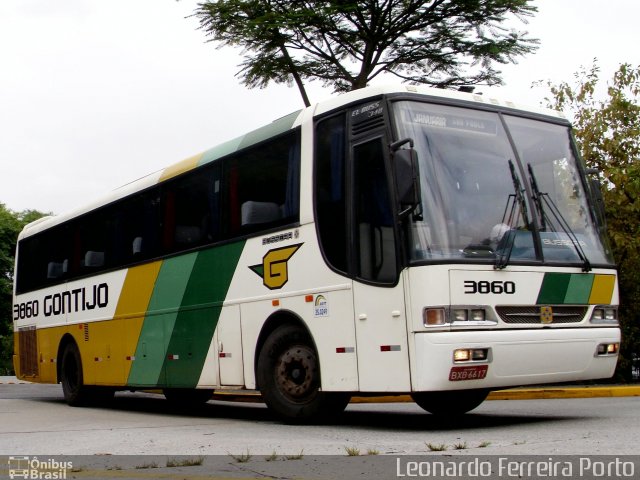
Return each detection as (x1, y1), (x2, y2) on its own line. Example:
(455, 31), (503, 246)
(19, 84), (565, 240)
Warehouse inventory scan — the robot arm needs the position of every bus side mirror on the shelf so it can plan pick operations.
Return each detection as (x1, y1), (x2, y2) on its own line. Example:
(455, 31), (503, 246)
(392, 141), (422, 220)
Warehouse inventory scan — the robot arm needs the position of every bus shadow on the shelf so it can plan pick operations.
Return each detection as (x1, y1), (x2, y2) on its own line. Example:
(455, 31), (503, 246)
(36, 392), (588, 432)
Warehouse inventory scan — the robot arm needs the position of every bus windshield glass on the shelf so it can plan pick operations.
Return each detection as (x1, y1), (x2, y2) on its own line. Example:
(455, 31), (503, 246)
(393, 101), (614, 266)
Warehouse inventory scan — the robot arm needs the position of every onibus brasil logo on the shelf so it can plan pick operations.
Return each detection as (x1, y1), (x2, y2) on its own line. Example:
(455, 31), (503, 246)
(8, 456), (72, 479)
(249, 244), (302, 290)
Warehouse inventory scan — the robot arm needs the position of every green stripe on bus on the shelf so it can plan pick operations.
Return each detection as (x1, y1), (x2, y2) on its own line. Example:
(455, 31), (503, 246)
(537, 273), (571, 304)
(127, 253), (198, 386)
(197, 110), (301, 168)
(162, 241), (245, 388)
(537, 273), (598, 305)
(564, 273), (595, 304)
(238, 110), (301, 150)
(198, 137), (243, 167)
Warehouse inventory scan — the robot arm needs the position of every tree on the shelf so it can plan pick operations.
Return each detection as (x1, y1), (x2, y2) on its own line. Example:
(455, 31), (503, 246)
(543, 62), (640, 381)
(0, 204), (47, 374)
(193, 0), (538, 106)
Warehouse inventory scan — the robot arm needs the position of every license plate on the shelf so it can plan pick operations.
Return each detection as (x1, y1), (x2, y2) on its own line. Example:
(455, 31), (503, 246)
(449, 365), (488, 381)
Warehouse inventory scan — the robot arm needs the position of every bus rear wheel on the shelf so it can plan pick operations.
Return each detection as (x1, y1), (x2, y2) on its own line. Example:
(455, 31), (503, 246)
(257, 325), (350, 423)
(60, 342), (113, 406)
(411, 389), (489, 416)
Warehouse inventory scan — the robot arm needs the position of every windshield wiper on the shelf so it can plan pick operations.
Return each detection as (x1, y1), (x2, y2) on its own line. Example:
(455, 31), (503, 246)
(527, 163), (592, 272)
(495, 160), (531, 269)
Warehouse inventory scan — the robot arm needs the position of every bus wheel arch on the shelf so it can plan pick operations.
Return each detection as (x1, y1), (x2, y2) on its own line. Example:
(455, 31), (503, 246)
(58, 336), (90, 406)
(254, 310), (315, 387)
(57, 334), (113, 406)
(56, 334), (78, 384)
(255, 313), (350, 423)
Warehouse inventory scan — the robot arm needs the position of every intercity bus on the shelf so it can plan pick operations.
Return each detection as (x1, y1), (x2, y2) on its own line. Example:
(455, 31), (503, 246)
(13, 85), (620, 422)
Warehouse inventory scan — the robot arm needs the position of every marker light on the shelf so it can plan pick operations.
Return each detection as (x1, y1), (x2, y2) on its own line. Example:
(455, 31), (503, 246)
(596, 343), (619, 356)
(423, 308), (447, 326)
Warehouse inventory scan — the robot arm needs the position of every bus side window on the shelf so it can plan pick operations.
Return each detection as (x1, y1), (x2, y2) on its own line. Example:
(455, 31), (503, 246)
(224, 131), (300, 237)
(161, 163), (221, 255)
(315, 115), (348, 273)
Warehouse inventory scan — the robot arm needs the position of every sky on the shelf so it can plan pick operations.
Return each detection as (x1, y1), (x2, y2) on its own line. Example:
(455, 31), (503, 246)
(1, 0), (638, 215)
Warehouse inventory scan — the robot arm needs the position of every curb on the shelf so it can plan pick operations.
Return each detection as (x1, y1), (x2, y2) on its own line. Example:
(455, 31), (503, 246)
(3, 377), (639, 401)
(212, 386), (640, 404)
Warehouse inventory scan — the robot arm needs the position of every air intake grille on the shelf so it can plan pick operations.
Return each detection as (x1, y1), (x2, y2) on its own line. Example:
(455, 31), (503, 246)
(352, 116), (385, 136)
(496, 306), (588, 324)
(19, 326), (38, 376)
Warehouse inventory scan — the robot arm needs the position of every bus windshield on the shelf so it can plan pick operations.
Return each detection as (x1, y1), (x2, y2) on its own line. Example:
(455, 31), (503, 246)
(393, 101), (614, 267)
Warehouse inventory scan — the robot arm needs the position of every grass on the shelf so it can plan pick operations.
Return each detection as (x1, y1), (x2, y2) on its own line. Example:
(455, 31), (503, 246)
(166, 456), (204, 467)
(478, 441), (492, 448)
(452, 442), (468, 450)
(425, 443), (448, 452)
(135, 462), (158, 469)
(367, 449), (380, 455)
(228, 450), (252, 463)
(285, 450), (304, 460)
(344, 446), (361, 456)
(265, 451), (279, 462)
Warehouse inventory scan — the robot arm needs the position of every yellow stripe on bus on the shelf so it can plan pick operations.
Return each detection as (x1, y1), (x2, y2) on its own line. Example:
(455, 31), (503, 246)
(114, 261), (163, 382)
(158, 152), (203, 182)
(588, 274), (616, 305)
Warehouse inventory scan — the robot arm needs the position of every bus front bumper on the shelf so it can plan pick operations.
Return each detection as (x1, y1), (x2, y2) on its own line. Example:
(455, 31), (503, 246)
(412, 327), (620, 392)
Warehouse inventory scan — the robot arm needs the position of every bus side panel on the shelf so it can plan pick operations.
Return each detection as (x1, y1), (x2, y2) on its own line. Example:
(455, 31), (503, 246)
(197, 305), (242, 388)
(36, 325), (63, 382)
(127, 253), (198, 387)
(114, 261), (163, 384)
(127, 241), (245, 388)
(226, 225), (359, 392)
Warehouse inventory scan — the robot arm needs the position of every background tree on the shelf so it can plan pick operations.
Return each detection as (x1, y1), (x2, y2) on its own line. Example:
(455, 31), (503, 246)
(0, 204), (47, 374)
(194, 0), (538, 106)
(543, 62), (640, 381)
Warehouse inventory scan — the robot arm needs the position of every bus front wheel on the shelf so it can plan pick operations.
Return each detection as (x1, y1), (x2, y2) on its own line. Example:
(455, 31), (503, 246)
(411, 389), (489, 416)
(257, 325), (350, 423)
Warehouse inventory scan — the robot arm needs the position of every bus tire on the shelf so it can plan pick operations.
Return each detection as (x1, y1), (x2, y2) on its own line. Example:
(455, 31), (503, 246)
(257, 324), (349, 423)
(60, 342), (96, 406)
(411, 389), (489, 416)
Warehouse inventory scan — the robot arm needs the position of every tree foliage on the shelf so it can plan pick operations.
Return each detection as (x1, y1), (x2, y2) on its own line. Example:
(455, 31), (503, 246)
(0, 204), (48, 374)
(193, 0), (538, 105)
(544, 62), (640, 381)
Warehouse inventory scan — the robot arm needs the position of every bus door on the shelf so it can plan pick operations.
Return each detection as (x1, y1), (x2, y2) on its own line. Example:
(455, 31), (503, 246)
(351, 137), (411, 392)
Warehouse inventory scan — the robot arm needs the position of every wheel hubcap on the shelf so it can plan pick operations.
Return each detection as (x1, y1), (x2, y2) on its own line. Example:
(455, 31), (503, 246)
(276, 345), (318, 402)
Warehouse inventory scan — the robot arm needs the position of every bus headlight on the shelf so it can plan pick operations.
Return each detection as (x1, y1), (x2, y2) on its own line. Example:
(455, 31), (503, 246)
(452, 309), (468, 321)
(590, 306), (618, 324)
(453, 348), (490, 363)
(451, 307), (487, 322)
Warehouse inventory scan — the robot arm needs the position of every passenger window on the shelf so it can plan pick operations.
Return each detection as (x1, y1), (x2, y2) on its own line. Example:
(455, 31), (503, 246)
(162, 164), (221, 255)
(225, 132), (300, 236)
(315, 115), (348, 273)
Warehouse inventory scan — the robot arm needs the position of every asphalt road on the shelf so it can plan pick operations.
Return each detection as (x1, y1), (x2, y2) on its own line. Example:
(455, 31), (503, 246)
(1, 381), (639, 456)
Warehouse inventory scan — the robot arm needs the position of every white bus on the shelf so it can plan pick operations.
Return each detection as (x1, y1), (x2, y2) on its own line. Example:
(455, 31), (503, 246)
(13, 85), (620, 422)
